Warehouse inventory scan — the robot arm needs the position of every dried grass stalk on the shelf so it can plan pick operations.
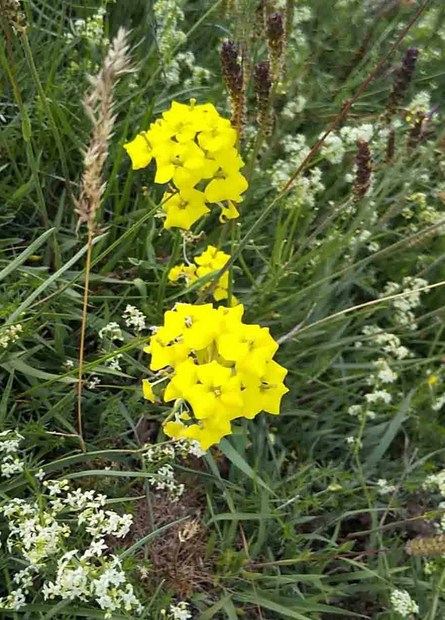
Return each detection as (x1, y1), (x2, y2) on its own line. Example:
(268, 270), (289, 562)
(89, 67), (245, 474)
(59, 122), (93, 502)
(75, 27), (133, 230)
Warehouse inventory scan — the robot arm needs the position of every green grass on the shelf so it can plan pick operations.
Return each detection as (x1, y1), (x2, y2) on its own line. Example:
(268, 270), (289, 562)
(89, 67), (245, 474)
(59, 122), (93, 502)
(2, 0), (445, 617)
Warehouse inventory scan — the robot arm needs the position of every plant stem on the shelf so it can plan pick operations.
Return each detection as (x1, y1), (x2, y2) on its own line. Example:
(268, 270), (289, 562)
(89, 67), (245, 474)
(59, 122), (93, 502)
(76, 226), (94, 453)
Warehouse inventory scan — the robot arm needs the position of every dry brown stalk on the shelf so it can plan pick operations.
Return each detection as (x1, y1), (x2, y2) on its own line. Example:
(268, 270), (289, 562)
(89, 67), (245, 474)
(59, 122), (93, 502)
(0, 0), (26, 32)
(75, 27), (133, 451)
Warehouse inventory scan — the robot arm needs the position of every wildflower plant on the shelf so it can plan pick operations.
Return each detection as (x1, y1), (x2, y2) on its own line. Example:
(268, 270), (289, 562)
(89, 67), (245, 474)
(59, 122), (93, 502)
(5, 0), (445, 618)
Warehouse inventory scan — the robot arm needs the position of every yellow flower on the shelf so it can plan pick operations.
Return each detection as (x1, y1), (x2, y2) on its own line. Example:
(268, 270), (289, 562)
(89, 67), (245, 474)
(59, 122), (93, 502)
(162, 189), (209, 230)
(185, 361), (243, 420)
(219, 201), (240, 222)
(154, 140), (206, 187)
(427, 374), (438, 386)
(142, 379), (156, 403)
(168, 245), (233, 302)
(204, 149), (248, 203)
(164, 358), (198, 402)
(124, 99), (248, 230)
(241, 361), (289, 419)
(123, 133), (153, 169)
(217, 323), (278, 376)
(144, 303), (287, 450)
(168, 264), (197, 284)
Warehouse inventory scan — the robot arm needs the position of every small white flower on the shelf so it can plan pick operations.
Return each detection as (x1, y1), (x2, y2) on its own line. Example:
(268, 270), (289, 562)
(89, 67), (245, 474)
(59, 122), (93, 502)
(169, 601), (192, 620)
(1, 454), (24, 478)
(390, 588), (419, 617)
(99, 322), (123, 341)
(376, 478), (396, 495)
(105, 353), (123, 372)
(86, 375), (101, 390)
(365, 390), (392, 404)
(0, 323), (23, 348)
(122, 305), (146, 331)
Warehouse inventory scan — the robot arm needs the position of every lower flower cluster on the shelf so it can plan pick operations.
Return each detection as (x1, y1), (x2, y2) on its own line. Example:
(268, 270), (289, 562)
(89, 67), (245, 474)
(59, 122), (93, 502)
(0, 478), (141, 618)
(143, 303), (288, 449)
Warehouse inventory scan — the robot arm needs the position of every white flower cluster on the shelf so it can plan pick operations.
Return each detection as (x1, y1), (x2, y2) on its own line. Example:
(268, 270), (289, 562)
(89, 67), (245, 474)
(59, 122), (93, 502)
(360, 326), (411, 360)
(424, 470), (445, 498)
(382, 277), (429, 330)
(402, 192), (445, 235)
(86, 375), (101, 390)
(320, 133), (345, 165)
(270, 134), (324, 209)
(0, 429), (24, 478)
(123, 304), (147, 331)
(161, 601), (192, 620)
(281, 96), (307, 119)
(347, 322), (410, 422)
(105, 353), (124, 372)
(143, 439), (205, 502)
(340, 123), (374, 145)
(0, 323), (23, 349)
(154, 0), (210, 87)
(0, 479), (141, 617)
(376, 478), (396, 495)
(99, 322), (123, 341)
(390, 588), (419, 617)
(66, 7), (108, 47)
(346, 435), (362, 451)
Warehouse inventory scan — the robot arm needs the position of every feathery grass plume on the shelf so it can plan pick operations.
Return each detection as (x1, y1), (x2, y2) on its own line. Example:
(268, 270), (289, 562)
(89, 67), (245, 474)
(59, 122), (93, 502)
(75, 27), (133, 451)
(254, 60), (272, 134)
(0, 0), (26, 32)
(75, 27), (133, 230)
(386, 126), (396, 162)
(406, 535), (445, 557)
(266, 11), (285, 82)
(220, 40), (245, 137)
(353, 139), (372, 199)
(385, 47), (419, 122)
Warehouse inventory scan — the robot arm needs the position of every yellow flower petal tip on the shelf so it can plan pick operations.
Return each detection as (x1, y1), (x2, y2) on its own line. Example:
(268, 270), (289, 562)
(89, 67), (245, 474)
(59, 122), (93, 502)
(142, 379), (156, 403)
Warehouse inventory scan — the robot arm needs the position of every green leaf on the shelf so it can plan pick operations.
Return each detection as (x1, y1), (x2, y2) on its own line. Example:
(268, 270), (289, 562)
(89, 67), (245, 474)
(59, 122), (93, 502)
(219, 439), (275, 496)
(365, 391), (412, 469)
(0, 228), (54, 282)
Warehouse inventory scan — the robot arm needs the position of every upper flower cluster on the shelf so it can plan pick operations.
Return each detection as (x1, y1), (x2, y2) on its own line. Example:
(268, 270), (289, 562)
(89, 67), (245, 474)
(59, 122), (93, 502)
(168, 244), (232, 302)
(124, 100), (248, 229)
(143, 303), (288, 449)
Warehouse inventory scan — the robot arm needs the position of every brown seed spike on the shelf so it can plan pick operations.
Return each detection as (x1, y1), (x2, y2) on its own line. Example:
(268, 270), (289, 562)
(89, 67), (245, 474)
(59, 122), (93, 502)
(386, 126), (396, 163)
(220, 40), (245, 137)
(386, 47), (419, 122)
(266, 12), (286, 82)
(254, 60), (272, 134)
(353, 140), (372, 199)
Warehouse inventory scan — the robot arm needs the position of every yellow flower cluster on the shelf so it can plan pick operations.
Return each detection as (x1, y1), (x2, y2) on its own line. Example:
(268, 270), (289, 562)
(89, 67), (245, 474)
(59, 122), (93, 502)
(124, 100), (248, 230)
(143, 303), (288, 450)
(168, 245), (233, 302)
